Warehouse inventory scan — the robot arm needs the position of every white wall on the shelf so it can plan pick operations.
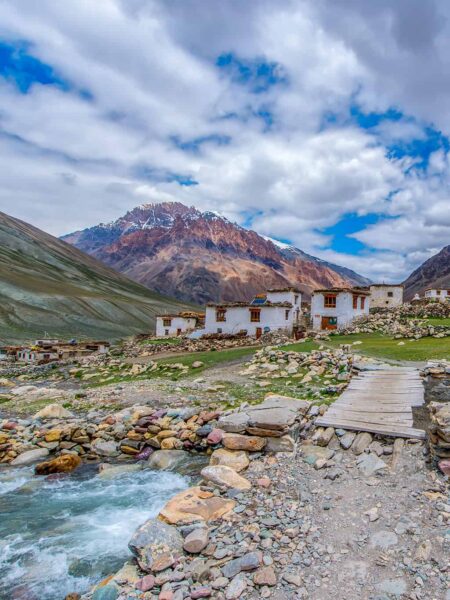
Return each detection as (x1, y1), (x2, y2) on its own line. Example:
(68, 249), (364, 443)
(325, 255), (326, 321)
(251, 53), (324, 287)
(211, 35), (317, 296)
(311, 292), (370, 330)
(424, 289), (450, 303)
(203, 304), (294, 336)
(156, 317), (197, 337)
(369, 286), (403, 308)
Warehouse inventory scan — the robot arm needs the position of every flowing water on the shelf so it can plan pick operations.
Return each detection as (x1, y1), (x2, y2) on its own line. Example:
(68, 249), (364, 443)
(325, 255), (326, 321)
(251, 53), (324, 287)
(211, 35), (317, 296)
(0, 463), (191, 600)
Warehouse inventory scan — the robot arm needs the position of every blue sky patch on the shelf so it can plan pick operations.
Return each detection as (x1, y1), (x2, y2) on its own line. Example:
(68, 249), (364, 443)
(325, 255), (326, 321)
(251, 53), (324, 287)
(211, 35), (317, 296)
(171, 134), (231, 153)
(216, 52), (288, 93)
(321, 213), (380, 254)
(0, 40), (70, 93)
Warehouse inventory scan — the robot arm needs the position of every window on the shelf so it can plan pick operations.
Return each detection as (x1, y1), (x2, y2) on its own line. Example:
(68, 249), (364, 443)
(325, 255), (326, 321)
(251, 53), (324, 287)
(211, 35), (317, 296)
(216, 308), (226, 322)
(165, 329), (169, 336)
(285, 309), (290, 320)
(324, 295), (336, 308)
(352, 295), (358, 309)
(294, 295), (298, 304)
(250, 308), (261, 322)
(387, 291), (393, 297)
(360, 297), (366, 309)
(436, 290), (441, 295)
(217, 328), (222, 334)
(163, 318), (172, 327)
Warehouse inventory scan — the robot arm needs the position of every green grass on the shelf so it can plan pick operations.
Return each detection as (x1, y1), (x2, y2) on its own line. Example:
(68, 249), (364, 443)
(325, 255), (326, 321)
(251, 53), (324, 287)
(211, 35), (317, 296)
(280, 340), (320, 353)
(423, 317), (450, 327)
(324, 332), (450, 361)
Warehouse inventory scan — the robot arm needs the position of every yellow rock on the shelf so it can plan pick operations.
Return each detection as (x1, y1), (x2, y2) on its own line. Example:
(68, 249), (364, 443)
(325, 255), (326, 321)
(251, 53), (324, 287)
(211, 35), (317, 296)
(161, 437), (182, 450)
(210, 449), (249, 472)
(222, 433), (266, 452)
(159, 486), (235, 525)
(44, 429), (62, 443)
(157, 430), (177, 440)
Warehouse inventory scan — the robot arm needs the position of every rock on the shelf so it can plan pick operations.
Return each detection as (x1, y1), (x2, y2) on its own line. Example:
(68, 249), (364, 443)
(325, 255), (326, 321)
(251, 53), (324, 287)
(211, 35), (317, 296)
(339, 432), (356, 450)
(225, 574), (247, 599)
(217, 413), (249, 434)
(264, 435), (295, 453)
(148, 450), (187, 470)
(33, 404), (74, 419)
(190, 586), (212, 598)
(357, 453), (387, 477)
(35, 454), (82, 475)
(438, 459), (450, 476)
(369, 440), (384, 456)
(159, 487), (236, 525)
(316, 427), (335, 447)
(128, 518), (183, 572)
(183, 528), (209, 553)
(369, 530), (398, 550)
(92, 583), (119, 600)
(210, 449), (249, 472)
(135, 574), (155, 592)
(351, 432), (372, 455)
(222, 433), (266, 452)
(414, 539), (432, 562)
(222, 551), (262, 578)
(44, 429), (62, 442)
(11, 448), (49, 466)
(364, 507), (379, 522)
(207, 429), (223, 445)
(301, 443), (334, 466)
(253, 566), (276, 586)
(92, 439), (119, 457)
(282, 572), (302, 587)
(192, 361), (204, 368)
(376, 578), (407, 597)
(201, 465), (251, 490)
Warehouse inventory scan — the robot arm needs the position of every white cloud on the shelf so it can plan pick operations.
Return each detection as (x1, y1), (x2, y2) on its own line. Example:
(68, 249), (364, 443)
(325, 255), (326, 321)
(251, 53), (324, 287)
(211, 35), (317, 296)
(0, 0), (449, 282)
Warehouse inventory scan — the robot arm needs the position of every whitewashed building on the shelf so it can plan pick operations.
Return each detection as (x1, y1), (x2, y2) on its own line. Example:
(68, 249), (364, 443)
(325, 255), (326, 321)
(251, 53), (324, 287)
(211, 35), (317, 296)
(156, 312), (204, 337)
(311, 287), (370, 330)
(194, 288), (302, 338)
(424, 288), (450, 303)
(369, 284), (404, 308)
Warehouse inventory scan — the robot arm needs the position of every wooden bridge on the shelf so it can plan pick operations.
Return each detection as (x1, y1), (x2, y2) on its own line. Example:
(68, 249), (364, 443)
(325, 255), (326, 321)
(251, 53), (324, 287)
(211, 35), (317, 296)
(315, 368), (426, 439)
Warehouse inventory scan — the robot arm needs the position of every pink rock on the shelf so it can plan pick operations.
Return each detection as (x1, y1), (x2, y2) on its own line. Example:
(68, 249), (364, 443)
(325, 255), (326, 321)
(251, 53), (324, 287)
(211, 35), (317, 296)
(159, 591), (173, 600)
(438, 459), (450, 476)
(207, 429), (224, 445)
(135, 574), (156, 592)
(3, 422), (17, 430)
(257, 477), (271, 488)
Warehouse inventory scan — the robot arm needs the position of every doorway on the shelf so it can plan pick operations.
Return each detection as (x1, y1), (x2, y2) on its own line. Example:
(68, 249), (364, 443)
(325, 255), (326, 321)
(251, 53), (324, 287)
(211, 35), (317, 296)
(321, 316), (337, 330)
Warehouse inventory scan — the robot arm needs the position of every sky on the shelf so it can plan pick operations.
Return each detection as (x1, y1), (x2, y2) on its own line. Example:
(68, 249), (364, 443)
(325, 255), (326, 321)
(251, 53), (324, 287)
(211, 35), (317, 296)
(0, 0), (449, 282)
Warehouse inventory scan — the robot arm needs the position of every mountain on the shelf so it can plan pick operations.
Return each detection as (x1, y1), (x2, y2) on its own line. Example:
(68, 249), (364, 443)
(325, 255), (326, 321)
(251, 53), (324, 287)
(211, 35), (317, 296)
(62, 202), (370, 305)
(403, 245), (450, 300)
(0, 211), (191, 343)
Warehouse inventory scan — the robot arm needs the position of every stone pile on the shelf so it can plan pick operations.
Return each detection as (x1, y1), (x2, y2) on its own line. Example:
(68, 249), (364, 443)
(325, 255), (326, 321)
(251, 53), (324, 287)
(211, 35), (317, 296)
(240, 347), (353, 390)
(428, 402), (450, 474)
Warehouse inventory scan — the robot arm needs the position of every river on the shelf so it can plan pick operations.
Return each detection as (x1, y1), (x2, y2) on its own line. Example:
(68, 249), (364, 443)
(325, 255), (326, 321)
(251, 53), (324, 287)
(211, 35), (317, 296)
(0, 463), (191, 599)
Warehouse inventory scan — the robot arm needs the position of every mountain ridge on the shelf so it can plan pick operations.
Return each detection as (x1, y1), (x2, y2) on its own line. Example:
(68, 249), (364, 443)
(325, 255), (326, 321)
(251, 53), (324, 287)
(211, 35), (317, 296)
(0, 210), (191, 343)
(403, 245), (450, 300)
(62, 202), (371, 305)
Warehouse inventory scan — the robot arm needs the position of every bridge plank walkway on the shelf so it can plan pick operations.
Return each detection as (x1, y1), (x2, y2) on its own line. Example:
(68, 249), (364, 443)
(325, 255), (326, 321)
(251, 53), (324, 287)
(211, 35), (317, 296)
(315, 368), (425, 439)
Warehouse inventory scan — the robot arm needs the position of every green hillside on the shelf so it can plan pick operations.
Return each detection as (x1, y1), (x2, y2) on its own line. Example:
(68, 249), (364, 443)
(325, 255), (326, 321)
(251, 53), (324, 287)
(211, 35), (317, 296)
(0, 211), (192, 343)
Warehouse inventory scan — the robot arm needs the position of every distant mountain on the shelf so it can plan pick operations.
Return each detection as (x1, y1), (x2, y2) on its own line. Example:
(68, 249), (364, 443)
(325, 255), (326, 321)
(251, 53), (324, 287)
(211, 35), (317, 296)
(0, 211), (191, 343)
(403, 245), (450, 300)
(62, 202), (370, 305)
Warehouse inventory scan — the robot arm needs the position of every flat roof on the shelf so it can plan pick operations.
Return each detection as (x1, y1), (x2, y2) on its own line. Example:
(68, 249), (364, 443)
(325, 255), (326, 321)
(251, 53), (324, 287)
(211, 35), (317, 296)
(370, 283), (404, 288)
(207, 301), (293, 308)
(266, 287), (301, 293)
(313, 287), (371, 296)
(425, 288), (450, 292)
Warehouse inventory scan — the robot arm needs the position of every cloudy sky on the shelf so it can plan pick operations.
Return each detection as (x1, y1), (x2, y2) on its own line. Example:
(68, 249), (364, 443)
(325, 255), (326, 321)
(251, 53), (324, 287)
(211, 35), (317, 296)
(0, 0), (449, 281)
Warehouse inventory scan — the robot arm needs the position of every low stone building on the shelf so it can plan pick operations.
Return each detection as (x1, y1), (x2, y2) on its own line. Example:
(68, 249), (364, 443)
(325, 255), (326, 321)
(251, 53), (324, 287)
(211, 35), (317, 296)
(369, 284), (404, 308)
(311, 287), (370, 330)
(195, 288), (302, 338)
(156, 312), (204, 337)
(424, 288), (450, 303)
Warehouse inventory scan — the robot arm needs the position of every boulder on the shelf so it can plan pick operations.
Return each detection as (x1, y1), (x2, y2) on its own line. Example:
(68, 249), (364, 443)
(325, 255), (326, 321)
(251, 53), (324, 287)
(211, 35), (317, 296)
(98, 464), (142, 479)
(351, 432), (373, 455)
(35, 454), (82, 475)
(34, 404), (74, 419)
(301, 443), (334, 466)
(128, 518), (183, 572)
(201, 465), (251, 490)
(357, 453), (387, 477)
(253, 566), (277, 586)
(222, 551), (262, 578)
(222, 433), (266, 452)
(159, 487), (236, 525)
(147, 450), (186, 470)
(217, 412), (249, 434)
(264, 435), (295, 453)
(210, 449), (249, 472)
(11, 448), (49, 466)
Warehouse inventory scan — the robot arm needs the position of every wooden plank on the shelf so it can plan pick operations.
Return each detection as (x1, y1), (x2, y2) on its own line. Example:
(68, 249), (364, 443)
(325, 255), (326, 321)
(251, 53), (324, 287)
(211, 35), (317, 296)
(314, 417), (425, 440)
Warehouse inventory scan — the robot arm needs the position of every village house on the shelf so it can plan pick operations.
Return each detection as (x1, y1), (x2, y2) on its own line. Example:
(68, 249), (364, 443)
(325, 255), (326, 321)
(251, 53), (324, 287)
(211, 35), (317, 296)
(16, 347), (60, 364)
(311, 287), (370, 330)
(424, 288), (450, 303)
(14, 340), (110, 364)
(155, 312), (205, 337)
(369, 284), (404, 308)
(194, 288), (302, 338)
